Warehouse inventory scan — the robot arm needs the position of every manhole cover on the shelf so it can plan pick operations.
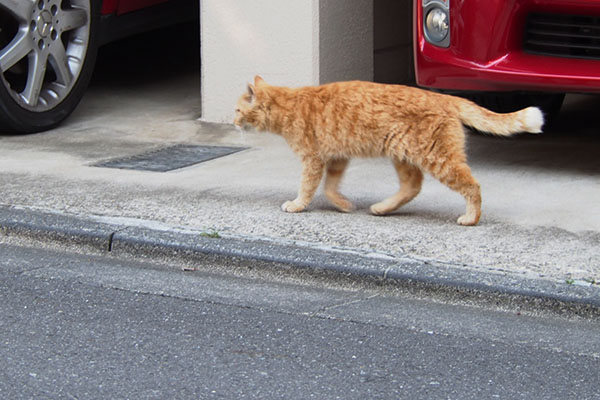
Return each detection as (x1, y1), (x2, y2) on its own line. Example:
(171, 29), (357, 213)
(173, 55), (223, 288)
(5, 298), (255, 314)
(92, 144), (247, 172)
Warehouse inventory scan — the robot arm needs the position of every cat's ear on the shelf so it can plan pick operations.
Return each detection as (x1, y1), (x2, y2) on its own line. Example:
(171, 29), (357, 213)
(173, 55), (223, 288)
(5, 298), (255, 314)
(246, 83), (256, 103)
(254, 75), (265, 86)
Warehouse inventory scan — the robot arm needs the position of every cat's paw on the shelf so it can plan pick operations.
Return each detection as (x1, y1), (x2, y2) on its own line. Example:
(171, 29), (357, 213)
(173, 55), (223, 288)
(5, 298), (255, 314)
(328, 196), (355, 213)
(370, 202), (391, 216)
(335, 200), (355, 213)
(281, 200), (305, 213)
(457, 214), (479, 226)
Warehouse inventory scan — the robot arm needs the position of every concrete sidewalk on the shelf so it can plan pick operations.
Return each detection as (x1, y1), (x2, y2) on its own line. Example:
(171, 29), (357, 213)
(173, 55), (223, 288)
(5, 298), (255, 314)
(0, 58), (599, 308)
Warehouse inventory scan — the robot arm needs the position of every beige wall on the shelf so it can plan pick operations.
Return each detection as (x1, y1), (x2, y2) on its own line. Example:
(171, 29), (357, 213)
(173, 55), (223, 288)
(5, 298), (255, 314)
(200, 0), (373, 123)
(200, 1), (414, 123)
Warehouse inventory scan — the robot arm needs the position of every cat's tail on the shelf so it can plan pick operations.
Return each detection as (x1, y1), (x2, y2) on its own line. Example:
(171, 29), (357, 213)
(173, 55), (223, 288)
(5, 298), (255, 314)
(455, 98), (544, 136)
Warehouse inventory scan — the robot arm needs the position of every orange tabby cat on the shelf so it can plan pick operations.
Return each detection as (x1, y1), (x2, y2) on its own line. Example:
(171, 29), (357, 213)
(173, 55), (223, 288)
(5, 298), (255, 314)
(234, 76), (543, 226)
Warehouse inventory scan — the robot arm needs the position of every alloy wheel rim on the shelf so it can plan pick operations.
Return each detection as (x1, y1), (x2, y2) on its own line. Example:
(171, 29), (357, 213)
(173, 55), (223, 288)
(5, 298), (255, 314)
(0, 0), (90, 112)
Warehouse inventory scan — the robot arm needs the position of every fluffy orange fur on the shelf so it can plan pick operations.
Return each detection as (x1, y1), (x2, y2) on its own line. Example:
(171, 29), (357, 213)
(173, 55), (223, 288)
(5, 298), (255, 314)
(234, 76), (543, 225)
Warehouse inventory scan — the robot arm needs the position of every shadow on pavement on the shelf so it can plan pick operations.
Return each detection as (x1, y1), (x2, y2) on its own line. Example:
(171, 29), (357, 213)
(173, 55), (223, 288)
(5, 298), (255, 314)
(91, 22), (200, 88)
(467, 94), (600, 175)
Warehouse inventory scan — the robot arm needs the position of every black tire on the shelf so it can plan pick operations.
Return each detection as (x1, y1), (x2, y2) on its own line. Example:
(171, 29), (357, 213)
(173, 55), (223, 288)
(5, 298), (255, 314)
(0, 0), (100, 134)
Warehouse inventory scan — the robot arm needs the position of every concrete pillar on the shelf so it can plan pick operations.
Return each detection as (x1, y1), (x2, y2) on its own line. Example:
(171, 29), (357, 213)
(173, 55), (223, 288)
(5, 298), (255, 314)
(200, 0), (373, 123)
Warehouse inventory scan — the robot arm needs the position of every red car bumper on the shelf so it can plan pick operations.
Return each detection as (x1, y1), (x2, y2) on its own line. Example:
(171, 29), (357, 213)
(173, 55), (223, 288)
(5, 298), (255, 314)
(414, 0), (600, 93)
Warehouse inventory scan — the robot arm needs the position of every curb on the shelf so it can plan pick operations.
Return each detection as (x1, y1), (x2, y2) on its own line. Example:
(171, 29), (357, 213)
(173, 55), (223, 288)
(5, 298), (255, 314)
(1, 205), (599, 313)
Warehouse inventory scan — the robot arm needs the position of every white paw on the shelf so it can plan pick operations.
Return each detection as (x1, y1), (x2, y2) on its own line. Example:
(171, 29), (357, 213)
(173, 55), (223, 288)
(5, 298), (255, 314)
(370, 203), (389, 216)
(281, 200), (305, 213)
(457, 214), (478, 226)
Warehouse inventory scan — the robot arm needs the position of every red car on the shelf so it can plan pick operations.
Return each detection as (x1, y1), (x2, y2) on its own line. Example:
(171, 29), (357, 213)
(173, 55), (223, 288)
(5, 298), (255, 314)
(0, 0), (197, 134)
(414, 0), (600, 114)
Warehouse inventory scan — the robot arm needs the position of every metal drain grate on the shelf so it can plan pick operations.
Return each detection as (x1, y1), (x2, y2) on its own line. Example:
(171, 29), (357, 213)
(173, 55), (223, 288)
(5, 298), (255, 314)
(92, 144), (247, 172)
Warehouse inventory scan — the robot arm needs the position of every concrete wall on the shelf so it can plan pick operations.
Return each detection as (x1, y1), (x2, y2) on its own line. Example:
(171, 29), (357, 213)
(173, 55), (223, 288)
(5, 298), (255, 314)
(200, 0), (414, 123)
(200, 0), (373, 123)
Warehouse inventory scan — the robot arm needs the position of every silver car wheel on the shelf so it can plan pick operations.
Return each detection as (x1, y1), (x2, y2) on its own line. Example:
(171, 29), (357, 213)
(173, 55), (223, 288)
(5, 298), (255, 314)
(0, 0), (90, 112)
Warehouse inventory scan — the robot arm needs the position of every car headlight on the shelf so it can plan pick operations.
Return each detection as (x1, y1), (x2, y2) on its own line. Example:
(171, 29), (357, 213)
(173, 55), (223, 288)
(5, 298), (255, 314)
(423, 0), (450, 48)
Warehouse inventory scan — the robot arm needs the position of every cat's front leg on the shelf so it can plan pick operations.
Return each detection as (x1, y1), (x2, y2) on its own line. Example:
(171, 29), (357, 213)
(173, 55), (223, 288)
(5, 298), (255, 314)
(282, 157), (324, 213)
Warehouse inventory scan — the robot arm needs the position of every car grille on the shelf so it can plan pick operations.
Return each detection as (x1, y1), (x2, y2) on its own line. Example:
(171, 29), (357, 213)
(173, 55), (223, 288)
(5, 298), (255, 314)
(524, 13), (600, 60)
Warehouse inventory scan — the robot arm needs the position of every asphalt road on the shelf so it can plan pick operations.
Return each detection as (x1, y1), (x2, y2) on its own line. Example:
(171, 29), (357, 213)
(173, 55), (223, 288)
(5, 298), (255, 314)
(1, 243), (599, 399)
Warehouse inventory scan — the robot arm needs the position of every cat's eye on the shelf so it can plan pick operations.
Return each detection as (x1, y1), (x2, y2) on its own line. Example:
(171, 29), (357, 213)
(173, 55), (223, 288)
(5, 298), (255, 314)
(235, 108), (241, 113)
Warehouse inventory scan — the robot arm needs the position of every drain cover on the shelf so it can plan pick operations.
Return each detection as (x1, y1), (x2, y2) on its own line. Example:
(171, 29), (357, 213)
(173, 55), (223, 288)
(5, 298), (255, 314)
(92, 144), (247, 172)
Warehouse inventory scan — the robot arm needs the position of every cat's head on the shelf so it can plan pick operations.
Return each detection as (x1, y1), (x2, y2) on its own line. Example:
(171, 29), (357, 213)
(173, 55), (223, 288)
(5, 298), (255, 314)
(234, 75), (268, 131)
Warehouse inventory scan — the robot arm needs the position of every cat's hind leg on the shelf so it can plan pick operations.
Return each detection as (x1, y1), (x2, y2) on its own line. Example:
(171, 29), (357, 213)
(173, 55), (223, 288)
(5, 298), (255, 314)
(324, 159), (354, 212)
(282, 156), (324, 213)
(435, 162), (481, 226)
(419, 120), (481, 226)
(370, 159), (423, 215)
